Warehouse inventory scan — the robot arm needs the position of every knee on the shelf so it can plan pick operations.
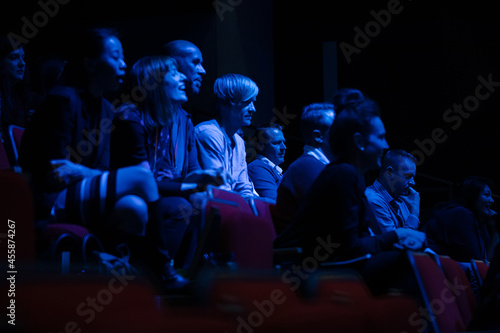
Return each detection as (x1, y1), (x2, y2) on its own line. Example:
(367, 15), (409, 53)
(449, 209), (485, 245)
(113, 195), (149, 236)
(121, 166), (159, 202)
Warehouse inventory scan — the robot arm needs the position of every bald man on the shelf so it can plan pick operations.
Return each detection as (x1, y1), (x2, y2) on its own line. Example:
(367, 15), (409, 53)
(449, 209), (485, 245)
(163, 40), (206, 96)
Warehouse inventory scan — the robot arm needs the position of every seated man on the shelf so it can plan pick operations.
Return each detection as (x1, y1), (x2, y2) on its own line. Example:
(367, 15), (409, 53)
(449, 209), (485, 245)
(365, 149), (420, 234)
(247, 123), (286, 202)
(195, 73), (259, 199)
(274, 102), (335, 233)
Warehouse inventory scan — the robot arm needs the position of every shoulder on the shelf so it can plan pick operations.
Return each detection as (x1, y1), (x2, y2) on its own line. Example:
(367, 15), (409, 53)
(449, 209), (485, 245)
(114, 104), (142, 123)
(248, 158), (269, 170)
(195, 120), (223, 138)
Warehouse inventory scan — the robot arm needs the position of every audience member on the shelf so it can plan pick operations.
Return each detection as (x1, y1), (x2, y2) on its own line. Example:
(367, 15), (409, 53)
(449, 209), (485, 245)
(365, 148), (420, 233)
(111, 55), (225, 271)
(0, 35), (37, 150)
(195, 73), (258, 199)
(163, 40), (206, 97)
(423, 176), (496, 262)
(273, 102), (335, 233)
(274, 89), (426, 294)
(19, 28), (185, 290)
(247, 123), (286, 202)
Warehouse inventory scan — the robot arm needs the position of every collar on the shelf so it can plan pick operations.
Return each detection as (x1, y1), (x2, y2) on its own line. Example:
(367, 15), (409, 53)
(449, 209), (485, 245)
(303, 145), (330, 165)
(372, 179), (401, 203)
(256, 154), (283, 175)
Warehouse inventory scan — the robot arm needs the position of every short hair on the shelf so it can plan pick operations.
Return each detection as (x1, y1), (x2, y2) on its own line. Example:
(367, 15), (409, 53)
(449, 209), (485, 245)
(129, 55), (178, 129)
(455, 176), (494, 215)
(380, 149), (417, 172)
(255, 123), (283, 147)
(329, 88), (380, 159)
(300, 102), (335, 141)
(214, 73), (259, 107)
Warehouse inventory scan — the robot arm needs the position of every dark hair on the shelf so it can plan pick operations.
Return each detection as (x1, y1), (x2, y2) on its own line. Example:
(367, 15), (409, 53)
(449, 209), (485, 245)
(455, 176), (494, 215)
(64, 27), (120, 87)
(254, 123), (283, 151)
(300, 102), (335, 141)
(329, 88), (380, 159)
(0, 35), (30, 134)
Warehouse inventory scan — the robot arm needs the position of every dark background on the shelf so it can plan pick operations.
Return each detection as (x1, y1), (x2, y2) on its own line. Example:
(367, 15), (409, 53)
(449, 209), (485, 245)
(2, 0), (500, 220)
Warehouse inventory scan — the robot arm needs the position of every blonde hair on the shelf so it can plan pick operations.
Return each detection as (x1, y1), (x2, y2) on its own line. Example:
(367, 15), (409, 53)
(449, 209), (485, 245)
(130, 55), (178, 129)
(214, 73), (258, 107)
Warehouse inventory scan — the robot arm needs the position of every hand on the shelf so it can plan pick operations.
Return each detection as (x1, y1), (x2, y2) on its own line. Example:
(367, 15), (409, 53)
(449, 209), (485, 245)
(50, 159), (100, 186)
(184, 168), (234, 192)
(401, 187), (420, 216)
(395, 228), (426, 250)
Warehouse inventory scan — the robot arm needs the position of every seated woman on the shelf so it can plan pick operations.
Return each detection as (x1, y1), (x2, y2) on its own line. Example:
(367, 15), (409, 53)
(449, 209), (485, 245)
(111, 55), (225, 271)
(423, 176), (497, 262)
(19, 28), (185, 289)
(274, 88), (426, 294)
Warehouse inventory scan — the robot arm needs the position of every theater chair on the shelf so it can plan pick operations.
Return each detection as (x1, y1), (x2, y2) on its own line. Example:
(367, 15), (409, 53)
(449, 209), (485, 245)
(406, 250), (467, 333)
(470, 259), (489, 288)
(0, 139), (11, 170)
(8, 124), (24, 168)
(189, 186), (276, 276)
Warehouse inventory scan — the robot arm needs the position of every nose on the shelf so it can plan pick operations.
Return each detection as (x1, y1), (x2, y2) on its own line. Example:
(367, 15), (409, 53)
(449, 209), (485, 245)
(198, 64), (206, 76)
(180, 72), (187, 82)
(409, 177), (415, 186)
(281, 142), (287, 150)
(119, 58), (127, 70)
(248, 102), (256, 113)
(18, 57), (25, 67)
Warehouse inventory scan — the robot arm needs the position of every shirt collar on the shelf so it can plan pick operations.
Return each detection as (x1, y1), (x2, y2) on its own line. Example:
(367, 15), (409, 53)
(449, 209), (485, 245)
(372, 179), (400, 203)
(256, 154), (283, 175)
(303, 145), (330, 165)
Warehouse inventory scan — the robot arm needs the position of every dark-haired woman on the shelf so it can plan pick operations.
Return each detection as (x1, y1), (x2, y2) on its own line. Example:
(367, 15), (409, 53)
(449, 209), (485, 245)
(423, 176), (496, 262)
(275, 88), (425, 293)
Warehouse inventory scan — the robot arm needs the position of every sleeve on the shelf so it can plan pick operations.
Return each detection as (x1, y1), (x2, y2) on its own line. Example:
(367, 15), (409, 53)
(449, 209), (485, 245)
(446, 208), (486, 261)
(365, 189), (398, 233)
(248, 161), (278, 200)
(185, 119), (201, 173)
(231, 137), (256, 198)
(111, 110), (148, 170)
(195, 126), (226, 171)
(332, 167), (399, 256)
(404, 214), (420, 230)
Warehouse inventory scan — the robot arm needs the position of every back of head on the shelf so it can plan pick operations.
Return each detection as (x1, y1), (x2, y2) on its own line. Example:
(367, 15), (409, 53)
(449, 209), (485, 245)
(329, 88), (380, 159)
(214, 73), (258, 108)
(163, 40), (195, 58)
(129, 55), (178, 129)
(300, 102), (335, 145)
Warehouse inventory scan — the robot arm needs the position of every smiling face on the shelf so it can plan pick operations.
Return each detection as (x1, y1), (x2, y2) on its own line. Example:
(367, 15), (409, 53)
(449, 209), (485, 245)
(174, 44), (205, 96)
(2, 47), (25, 85)
(475, 185), (494, 220)
(163, 64), (187, 104)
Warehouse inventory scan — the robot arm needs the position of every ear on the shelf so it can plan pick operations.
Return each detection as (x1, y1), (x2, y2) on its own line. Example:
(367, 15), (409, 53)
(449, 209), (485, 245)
(312, 129), (324, 145)
(353, 132), (365, 152)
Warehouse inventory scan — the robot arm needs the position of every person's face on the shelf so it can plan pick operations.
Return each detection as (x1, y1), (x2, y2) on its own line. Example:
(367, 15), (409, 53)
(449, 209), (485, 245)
(475, 185), (494, 220)
(2, 47), (25, 85)
(175, 45), (205, 96)
(229, 98), (256, 128)
(361, 116), (389, 170)
(319, 110), (335, 151)
(259, 128), (286, 166)
(386, 158), (416, 197)
(163, 64), (188, 104)
(91, 36), (126, 93)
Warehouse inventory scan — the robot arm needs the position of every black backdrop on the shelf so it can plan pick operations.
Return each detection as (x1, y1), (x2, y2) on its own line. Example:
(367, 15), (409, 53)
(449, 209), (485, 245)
(2, 0), (500, 219)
